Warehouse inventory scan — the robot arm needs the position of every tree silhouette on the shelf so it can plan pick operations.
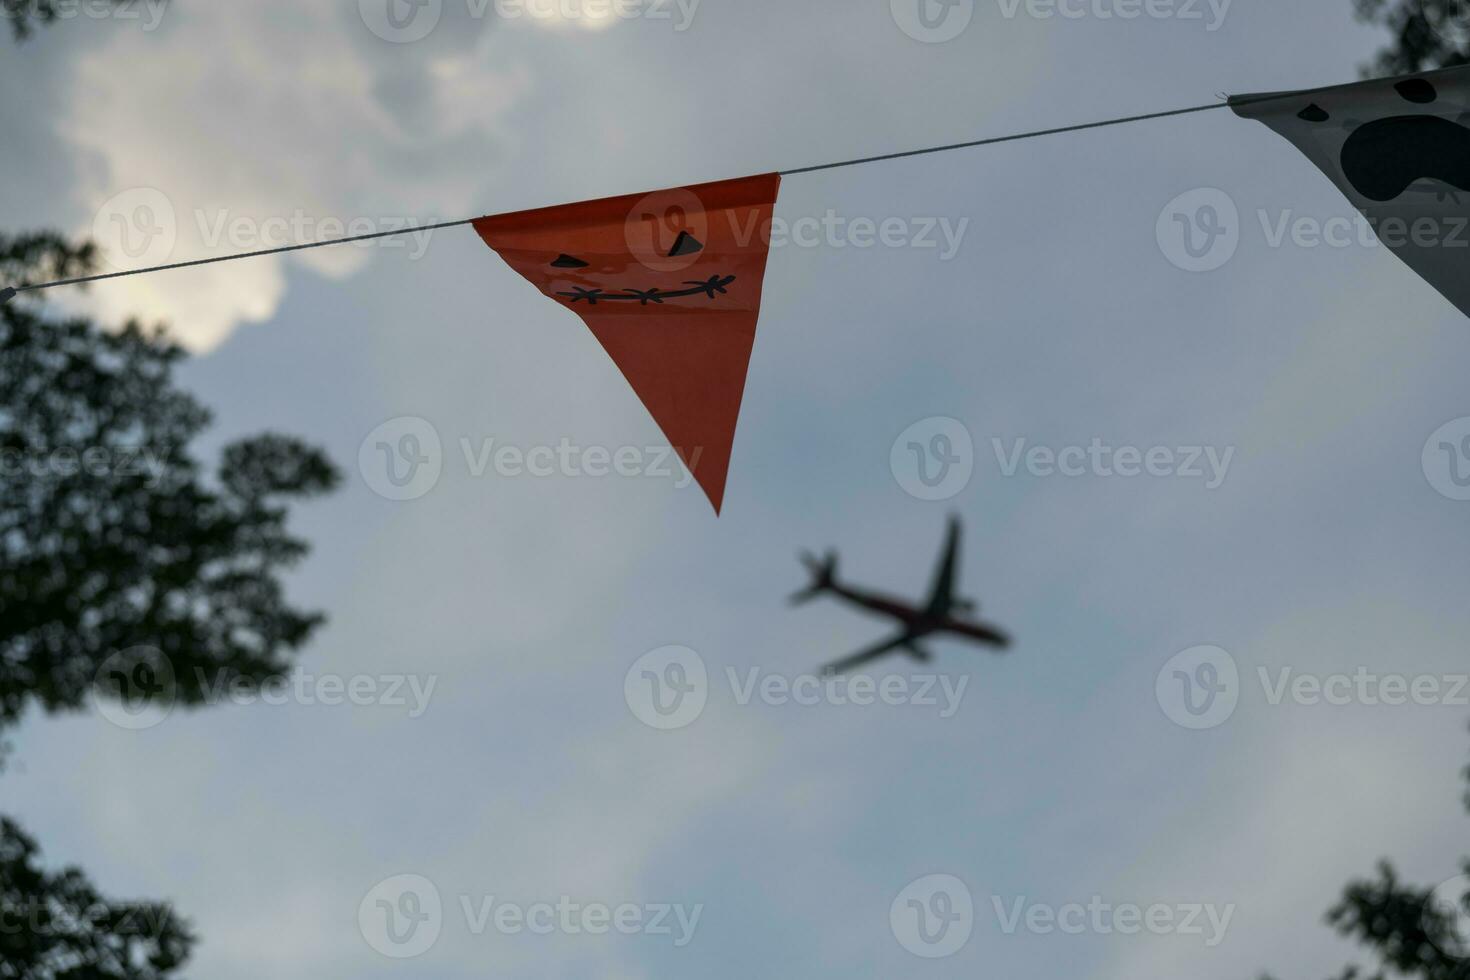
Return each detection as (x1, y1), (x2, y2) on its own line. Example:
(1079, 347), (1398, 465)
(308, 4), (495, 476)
(1, 244), (340, 977)
(1, 235), (340, 731)
(1261, 733), (1470, 980)
(0, 818), (194, 979)
(1324, 859), (1470, 980)
(1355, 0), (1470, 75)
(1, 14), (340, 973)
(0, 243), (340, 977)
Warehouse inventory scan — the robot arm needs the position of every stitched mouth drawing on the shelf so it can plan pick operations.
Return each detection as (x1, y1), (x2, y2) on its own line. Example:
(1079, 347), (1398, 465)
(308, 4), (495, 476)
(556, 275), (738, 306)
(545, 240), (734, 306)
(1298, 78), (1470, 202)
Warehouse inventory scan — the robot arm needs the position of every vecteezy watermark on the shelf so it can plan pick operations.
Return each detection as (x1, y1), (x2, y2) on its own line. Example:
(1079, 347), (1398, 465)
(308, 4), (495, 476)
(357, 417), (704, 502)
(1156, 188), (1240, 273)
(890, 0), (975, 43)
(359, 417), (445, 501)
(890, 419), (1233, 499)
(994, 0), (1231, 30)
(891, 875), (974, 958)
(93, 188), (177, 267)
(990, 895), (1235, 946)
(624, 647), (972, 730)
(728, 668), (969, 718)
(992, 438), (1235, 489)
(1158, 187), (1470, 273)
(457, 895), (701, 946)
(193, 209), (436, 261)
(0, 897), (175, 940)
(90, 648), (438, 731)
(892, 417), (976, 502)
(615, 190), (966, 276)
(91, 191), (437, 271)
(191, 670), (438, 719)
(727, 210), (970, 261)
(1253, 210), (1470, 255)
(1156, 645), (1240, 730)
(357, 0), (700, 41)
(90, 647), (178, 731)
(623, 193), (970, 272)
(1157, 646), (1470, 731)
(1425, 874), (1470, 960)
(357, 874), (702, 959)
(0, 445), (168, 488)
(359, 875), (444, 959)
(1423, 417), (1470, 502)
(1258, 667), (1470, 709)
(624, 646), (709, 731)
(458, 438), (700, 487)
(1, 0), (169, 32)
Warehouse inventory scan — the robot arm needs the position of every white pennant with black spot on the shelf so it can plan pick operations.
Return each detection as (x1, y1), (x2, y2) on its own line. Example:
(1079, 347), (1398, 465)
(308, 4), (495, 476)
(1232, 65), (1470, 318)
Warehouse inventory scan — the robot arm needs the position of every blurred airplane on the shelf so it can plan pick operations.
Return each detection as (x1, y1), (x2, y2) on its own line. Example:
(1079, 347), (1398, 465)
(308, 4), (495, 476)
(792, 515), (1011, 675)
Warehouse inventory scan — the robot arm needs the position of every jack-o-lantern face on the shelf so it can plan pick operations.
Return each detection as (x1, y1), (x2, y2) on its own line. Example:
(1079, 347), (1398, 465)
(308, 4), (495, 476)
(474, 173), (782, 514)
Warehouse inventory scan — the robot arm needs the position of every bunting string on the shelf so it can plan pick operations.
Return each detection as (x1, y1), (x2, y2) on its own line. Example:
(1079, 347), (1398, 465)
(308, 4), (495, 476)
(6, 62), (1467, 514)
(3, 62), (1465, 304)
(7, 65), (1441, 304)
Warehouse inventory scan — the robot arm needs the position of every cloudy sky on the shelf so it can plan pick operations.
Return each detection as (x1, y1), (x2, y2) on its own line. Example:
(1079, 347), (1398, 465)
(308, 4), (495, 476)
(6, 0), (1470, 977)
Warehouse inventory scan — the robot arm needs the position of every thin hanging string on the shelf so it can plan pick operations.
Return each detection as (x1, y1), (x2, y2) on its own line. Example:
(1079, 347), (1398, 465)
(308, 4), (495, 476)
(3, 216), (486, 300)
(780, 99), (1230, 176)
(0, 66), (1440, 303)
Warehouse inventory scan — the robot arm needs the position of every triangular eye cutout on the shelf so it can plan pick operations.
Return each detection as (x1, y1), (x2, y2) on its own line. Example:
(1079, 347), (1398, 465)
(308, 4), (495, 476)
(551, 254), (590, 269)
(666, 231), (704, 257)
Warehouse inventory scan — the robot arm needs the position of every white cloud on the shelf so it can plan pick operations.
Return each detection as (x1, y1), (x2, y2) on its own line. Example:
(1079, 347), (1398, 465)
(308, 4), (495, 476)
(497, 0), (623, 32)
(55, 2), (528, 351)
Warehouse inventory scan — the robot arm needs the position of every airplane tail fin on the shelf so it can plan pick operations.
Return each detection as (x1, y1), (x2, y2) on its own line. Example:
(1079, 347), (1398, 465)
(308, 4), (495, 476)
(790, 550), (838, 605)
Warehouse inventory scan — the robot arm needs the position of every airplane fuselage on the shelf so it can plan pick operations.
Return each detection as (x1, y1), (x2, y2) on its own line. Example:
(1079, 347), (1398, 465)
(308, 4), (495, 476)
(826, 584), (920, 623)
(826, 584), (1010, 647)
(798, 515), (1012, 673)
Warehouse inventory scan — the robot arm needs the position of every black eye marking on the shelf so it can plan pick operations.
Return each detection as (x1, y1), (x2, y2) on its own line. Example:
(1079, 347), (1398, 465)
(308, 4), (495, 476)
(1298, 103), (1330, 123)
(551, 254), (590, 269)
(666, 231), (704, 257)
(1396, 78), (1438, 104)
(1341, 116), (1470, 201)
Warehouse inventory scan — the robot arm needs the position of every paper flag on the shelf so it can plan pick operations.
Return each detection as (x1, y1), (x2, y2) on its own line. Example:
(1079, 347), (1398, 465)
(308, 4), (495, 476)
(474, 174), (781, 514)
(1232, 66), (1470, 317)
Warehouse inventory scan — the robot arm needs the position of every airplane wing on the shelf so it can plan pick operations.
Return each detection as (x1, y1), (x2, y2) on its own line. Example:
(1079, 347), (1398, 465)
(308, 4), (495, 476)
(957, 623), (1011, 649)
(820, 633), (916, 676)
(923, 515), (962, 617)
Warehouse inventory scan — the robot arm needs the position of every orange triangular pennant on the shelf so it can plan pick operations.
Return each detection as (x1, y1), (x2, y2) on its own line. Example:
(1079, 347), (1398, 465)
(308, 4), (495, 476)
(474, 174), (781, 514)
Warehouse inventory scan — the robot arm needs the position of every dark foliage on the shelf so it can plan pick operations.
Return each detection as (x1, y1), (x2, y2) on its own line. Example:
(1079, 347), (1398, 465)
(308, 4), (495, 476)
(0, 235), (340, 731)
(0, 818), (193, 979)
(1262, 735), (1470, 980)
(0, 12), (336, 980)
(1356, 0), (1470, 75)
(1322, 860), (1470, 980)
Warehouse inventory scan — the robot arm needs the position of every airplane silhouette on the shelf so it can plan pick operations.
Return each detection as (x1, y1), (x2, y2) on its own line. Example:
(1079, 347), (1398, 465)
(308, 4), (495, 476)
(792, 515), (1012, 675)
